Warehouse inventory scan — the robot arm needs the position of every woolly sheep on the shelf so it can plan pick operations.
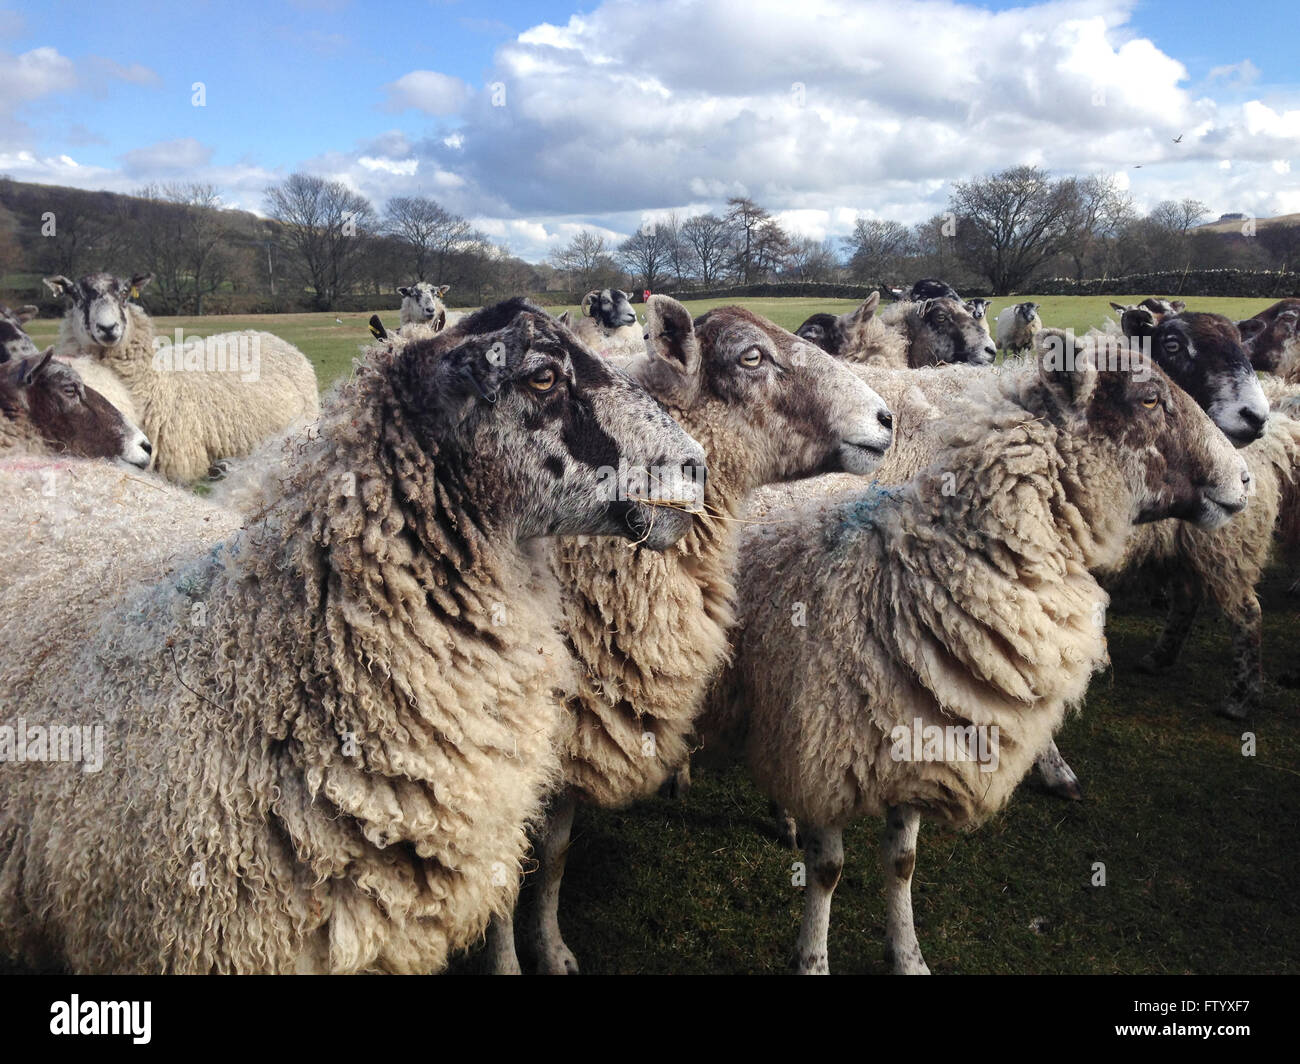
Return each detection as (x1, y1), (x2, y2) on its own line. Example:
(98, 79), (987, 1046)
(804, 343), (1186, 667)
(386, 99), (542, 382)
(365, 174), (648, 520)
(0, 298), (706, 974)
(44, 272), (321, 483)
(708, 342), (1249, 973)
(1239, 299), (1300, 379)
(486, 297), (895, 975)
(0, 349), (151, 467)
(795, 294), (996, 367)
(569, 288), (645, 357)
(995, 300), (1042, 354)
(0, 305), (40, 363)
(398, 281), (463, 330)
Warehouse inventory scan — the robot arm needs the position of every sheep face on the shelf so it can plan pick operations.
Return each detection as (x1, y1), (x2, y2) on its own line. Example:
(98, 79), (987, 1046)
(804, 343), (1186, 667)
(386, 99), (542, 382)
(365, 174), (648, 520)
(1016, 301), (1041, 324)
(0, 305), (40, 363)
(1123, 311), (1270, 447)
(642, 297), (893, 485)
(912, 298), (997, 365)
(43, 272), (152, 350)
(2, 350), (151, 467)
(794, 292), (881, 359)
(963, 298), (992, 322)
(1034, 331), (1249, 532)
(1238, 299), (1300, 374)
(398, 282), (450, 326)
(908, 278), (961, 302)
(583, 289), (637, 330)
(399, 299), (705, 551)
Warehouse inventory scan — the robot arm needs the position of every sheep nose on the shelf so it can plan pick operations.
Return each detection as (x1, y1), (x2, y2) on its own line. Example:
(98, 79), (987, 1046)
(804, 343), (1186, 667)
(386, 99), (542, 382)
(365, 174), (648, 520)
(877, 409), (893, 431)
(1242, 467), (1252, 489)
(141, 440), (153, 455)
(1239, 406), (1266, 436)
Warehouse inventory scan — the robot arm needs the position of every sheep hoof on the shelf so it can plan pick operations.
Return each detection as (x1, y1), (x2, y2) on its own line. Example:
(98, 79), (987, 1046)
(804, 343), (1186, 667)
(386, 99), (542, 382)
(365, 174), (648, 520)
(886, 947), (930, 975)
(659, 768), (690, 800)
(796, 953), (829, 975)
(778, 817), (801, 850)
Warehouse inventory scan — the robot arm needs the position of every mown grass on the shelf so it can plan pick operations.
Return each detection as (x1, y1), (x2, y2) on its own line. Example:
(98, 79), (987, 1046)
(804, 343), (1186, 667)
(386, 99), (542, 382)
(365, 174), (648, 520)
(18, 294), (1300, 974)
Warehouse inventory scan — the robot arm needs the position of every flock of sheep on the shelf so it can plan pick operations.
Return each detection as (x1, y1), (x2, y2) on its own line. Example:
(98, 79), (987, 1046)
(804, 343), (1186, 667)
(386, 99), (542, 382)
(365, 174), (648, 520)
(0, 269), (1298, 974)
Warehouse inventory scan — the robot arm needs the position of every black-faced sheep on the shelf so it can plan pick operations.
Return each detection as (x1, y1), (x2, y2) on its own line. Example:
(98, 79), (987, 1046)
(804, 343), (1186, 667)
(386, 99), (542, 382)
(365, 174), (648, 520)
(907, 278), (962, 302)
(570, 288), (644, 357)
(1238, 299), (1300, 378)
(795, 295), (995, 367)
(44, 272), (321, 483)
(963, 298), (992, 334)
(487, 298), (894, 975)
(0, 299), (707, 974)
(0, 349), (151, 467)
(995, 301), (1043, 354)
(710, 342), (1250, 974)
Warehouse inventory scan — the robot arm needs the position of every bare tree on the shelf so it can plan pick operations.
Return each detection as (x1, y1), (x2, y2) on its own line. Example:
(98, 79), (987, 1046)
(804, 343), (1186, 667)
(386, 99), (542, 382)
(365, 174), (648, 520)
(618, 223), (674, 293)
(842, 218), (915, 283)
(1258, 223), (1300, 273)
(384, 196), (477, 282)
(784, 236), (839, 281)
(549, 230), (619, 294)
(132, 183), (230, 314)
(724, 197), (772, 283)
(950, 165), (1081, 294)
(1062, 173), (1134, 282)
(680, 213), (731, 286)
(264, 174), (377, 310)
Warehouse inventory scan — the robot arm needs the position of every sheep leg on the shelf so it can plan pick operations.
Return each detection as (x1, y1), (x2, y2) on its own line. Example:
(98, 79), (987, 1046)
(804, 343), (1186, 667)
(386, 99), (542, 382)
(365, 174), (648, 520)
(659, 760), (691, 799)
(882, 804), (929, 975)
(1140, 578), (1202, 672)
(795, 824), (843, 974)
(526, 789), (580, 975)
(1220, 594), (1263, 720)
(770, 800), (800, 849)
(485, 911), (521, 975)
(1034, 740), (1083, 801)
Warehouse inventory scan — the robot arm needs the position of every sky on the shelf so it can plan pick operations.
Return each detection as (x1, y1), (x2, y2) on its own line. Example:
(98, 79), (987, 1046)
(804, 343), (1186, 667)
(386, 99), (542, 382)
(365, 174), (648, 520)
(1, 0), (1298, 262)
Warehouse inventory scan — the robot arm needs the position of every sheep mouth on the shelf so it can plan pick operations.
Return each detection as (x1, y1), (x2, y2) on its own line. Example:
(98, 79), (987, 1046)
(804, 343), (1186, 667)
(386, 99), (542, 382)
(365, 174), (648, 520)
(617, 499), (696, 551)
(1195, 494), (1246, 529)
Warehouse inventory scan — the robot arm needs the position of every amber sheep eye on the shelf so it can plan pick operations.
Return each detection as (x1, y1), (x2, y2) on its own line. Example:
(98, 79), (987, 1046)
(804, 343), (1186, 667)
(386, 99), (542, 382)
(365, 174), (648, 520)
(529, 368), (558, 392)
(1142, 393), (1159, 409)
(740, 347), (762, 367)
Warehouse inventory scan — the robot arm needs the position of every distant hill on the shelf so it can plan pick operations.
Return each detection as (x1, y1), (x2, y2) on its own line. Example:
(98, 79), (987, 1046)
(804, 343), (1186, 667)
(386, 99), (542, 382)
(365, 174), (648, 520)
(1197, 212), (1300, 233)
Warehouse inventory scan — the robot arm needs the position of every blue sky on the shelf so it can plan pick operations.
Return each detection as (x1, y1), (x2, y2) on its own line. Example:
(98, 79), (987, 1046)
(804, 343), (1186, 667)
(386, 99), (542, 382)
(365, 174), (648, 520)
(2, 0), (1298, 260)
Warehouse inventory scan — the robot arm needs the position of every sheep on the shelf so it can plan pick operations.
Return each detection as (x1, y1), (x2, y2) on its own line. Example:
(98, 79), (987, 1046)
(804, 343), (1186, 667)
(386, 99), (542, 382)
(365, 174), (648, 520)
(963, 298), (992, 334)
(569, 288), (645, 357)
(995, 300), (1043, 354)
(907, 278), (961, 302)
(44, 272), (321, 484)
(747, 316), (1277, 808)
(1239, 299), (1300, 378)
(707, 340), (1250, 974)
(795, 294), (996, 367)
(397, 281), (463, 331)
(0, 298), (707, 974)
(0, 305), (40, 363)
(485, 297), (895, 975)
(0, 348), (151, 467)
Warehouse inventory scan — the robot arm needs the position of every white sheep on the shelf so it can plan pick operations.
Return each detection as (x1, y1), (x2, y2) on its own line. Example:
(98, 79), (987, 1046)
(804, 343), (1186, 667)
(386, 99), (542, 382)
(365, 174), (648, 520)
(708, 342), (1249, 973)
(44, 272), (321, 483)
(485, 297), (894, 975)
(398, 281), (462, 330)
(567, 289), (645, 357)
(0, 299), (705, 974)
(995, 301), (1043, 354)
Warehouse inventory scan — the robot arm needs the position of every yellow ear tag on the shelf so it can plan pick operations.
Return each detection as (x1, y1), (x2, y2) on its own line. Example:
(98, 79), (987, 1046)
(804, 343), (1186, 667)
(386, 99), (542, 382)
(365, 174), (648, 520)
(369, 323), (382, 338)
(130, 286), (139, 300)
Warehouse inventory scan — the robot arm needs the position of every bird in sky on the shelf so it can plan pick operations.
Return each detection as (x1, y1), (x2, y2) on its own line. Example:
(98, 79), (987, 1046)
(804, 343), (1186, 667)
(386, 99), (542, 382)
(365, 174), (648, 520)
(1173, 134), (1184, 143)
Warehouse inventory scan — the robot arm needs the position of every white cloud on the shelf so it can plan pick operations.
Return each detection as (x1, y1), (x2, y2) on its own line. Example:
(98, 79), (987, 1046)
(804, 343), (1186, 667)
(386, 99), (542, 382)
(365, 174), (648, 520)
(382, 70), (471, 115)
(359, 155), (419, 176)
(0, 46), (77, 103)
(121, 137), (214, 175)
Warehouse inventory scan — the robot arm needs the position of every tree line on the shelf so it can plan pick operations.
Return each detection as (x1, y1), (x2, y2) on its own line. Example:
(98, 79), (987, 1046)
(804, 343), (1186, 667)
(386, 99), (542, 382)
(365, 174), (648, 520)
(3, 166), (1298, 313)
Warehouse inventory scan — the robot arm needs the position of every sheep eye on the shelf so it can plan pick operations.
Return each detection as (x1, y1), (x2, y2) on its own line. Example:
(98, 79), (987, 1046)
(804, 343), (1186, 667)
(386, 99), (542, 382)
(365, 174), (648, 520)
(1141, 393), (1159, 409)
(739, 347), (763, 367)
(529, 368), (558, 392)
(934, 312), (948, 323)
(1162, 339), (1182, 353)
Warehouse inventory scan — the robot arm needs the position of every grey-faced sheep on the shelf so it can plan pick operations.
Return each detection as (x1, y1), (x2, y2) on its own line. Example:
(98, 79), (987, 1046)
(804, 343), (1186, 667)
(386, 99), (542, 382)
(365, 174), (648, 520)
(398, 281), (462, 330)
(795, 294), (996, 367)
(0, 305), (40, 363)
(710, 341), (1250, 974)
(963, 298), (992, 334)
(995, 300), (1043, 354)
(570, 288), (645, 357)
(0, 298), (707, 974)
(486, 297), (894, 975)
(0, 348), (151, 467)
(44, 272), (321, 484)
(1238, 299), (1300, 379)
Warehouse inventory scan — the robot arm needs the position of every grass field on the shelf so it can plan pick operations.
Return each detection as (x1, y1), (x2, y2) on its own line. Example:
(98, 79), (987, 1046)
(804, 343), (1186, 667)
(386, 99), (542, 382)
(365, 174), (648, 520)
(19, 294), (1300, 974)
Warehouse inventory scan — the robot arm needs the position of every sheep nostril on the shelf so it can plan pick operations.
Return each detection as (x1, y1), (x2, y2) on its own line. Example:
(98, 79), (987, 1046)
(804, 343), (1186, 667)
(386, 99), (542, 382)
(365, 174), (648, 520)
(141, 441), (152, 455)
(1241, 468), (1251, 487)
(878, 410), (893, 431)
(1239, 407), (1266, 433)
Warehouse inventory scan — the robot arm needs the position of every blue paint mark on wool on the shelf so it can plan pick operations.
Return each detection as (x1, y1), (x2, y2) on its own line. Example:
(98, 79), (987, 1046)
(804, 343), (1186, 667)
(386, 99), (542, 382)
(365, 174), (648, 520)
(825, 483), (903, 548)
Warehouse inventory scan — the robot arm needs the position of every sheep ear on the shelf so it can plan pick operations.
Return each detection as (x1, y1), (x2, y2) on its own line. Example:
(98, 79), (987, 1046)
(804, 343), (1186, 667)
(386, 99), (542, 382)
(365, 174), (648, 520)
(848, 291), (880, 325)
(1121, 308), (1158, 339)
(8, 348), (54, 389)
(436, 285), (450, 298)
(1236, 318), (1267, 343)
(644, 295), (700, 379)
(397, 286), (412, 298)
(581, 292), (598, 316)
(1171, 300), (1186, 313)
(15, 305), (38, 323)
(556, 310), (572, 327)
(1035, 330), (1096, 410)
(128, 273), (153, 298)
(1109, 302), (1127, 314)
(44, 275), (75, 300)
(368, 314), (389, 340)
